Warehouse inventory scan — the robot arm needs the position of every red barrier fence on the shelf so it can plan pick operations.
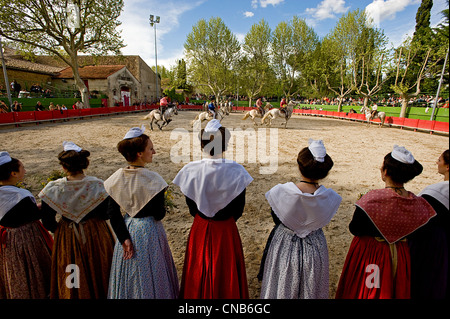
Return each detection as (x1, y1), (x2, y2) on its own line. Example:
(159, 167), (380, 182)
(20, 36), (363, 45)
(1, 104), (448, 135)
(293, 108), (449, 134)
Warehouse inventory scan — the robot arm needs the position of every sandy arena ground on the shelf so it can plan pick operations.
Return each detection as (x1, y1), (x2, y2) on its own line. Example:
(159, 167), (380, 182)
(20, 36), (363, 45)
(0, 110), (448, 298)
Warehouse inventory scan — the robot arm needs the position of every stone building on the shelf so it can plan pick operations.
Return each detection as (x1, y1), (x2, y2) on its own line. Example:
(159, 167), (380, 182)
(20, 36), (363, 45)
(0, 47), (64, 93)
(53, 65), (141, 107)
(1, 48), (160, 105)
(37, 54), (160, 104)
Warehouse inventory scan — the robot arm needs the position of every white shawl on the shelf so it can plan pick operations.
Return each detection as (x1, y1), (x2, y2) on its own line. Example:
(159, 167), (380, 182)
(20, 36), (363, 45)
(265, 182), (342, 238)
(0, 186), (36, 221)
(172, 158), (253, 217)
(38, 176), (109, 223)
(419, 181), (449, 210)
(104, 168), (168, 217)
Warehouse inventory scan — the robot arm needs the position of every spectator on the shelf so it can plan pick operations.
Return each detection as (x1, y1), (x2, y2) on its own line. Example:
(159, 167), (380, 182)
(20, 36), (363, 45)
(35, 101), (45, 111)
(0, 101), (8, 113)
(11, 101), (22, 112)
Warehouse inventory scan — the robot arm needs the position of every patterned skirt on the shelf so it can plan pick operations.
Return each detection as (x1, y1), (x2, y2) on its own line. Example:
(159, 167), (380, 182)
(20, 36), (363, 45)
(108, 215), (179, 299)
(50, 217), (115, 299)
(260, 224), (330, 299)
(0, 221), (52, 299)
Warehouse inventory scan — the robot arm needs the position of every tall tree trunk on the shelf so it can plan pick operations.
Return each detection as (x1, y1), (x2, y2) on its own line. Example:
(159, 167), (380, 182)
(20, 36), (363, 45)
(70, 57), (90, 108)
(399, 93), (409, 118)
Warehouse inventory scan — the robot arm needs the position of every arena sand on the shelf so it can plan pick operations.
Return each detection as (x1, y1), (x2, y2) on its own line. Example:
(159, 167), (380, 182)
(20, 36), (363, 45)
(0, 110), (448, 299)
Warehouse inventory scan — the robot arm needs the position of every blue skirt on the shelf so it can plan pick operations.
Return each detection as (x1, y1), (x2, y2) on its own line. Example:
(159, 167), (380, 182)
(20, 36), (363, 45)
(108, 215), (179, 299)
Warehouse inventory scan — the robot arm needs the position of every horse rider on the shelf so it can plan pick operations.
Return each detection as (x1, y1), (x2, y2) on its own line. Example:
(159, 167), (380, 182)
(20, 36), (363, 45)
(159, 95), (169, 121)
(279, 98), (289, 120)
(208, 100), (216, 119)
(256, 98), (265, 116)
(370, 104), (378, 120)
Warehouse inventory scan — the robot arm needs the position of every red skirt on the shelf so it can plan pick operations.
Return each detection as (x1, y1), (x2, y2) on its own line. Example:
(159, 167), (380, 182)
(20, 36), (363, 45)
(335, 236), (410, 299)
(180, 214), (249, 299)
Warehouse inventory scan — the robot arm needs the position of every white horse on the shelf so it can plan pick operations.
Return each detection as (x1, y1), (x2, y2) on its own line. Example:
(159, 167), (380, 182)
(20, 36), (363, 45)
(190, 110), (224, 126)
(242, 102), (273, 125)
(219, 101), (232, 115)
(261, 101), (297, 128)
(142, 105), (178, 130)
(360, 106), (386, 127)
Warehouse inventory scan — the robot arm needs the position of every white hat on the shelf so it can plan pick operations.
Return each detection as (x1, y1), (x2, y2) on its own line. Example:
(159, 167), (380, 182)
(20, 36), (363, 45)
(0, 151), (12, 166)
(63, 141), (82, 152)
(123, 125), (146, 140)
(391, 145), (415, 164)
(308, 139), (326, 163)
(204, 119), (222, 133)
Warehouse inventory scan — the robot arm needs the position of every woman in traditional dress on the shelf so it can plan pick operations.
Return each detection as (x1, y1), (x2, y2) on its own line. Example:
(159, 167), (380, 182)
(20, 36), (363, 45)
(258, 139), (342, 299)
(39, 142), (132, 299)
(411, 149), (449, 298)
(0, 151), (53, 299)
(105, 125), (178, 299)
(335, 145), (436, 299)
(173, 119), (253, 299)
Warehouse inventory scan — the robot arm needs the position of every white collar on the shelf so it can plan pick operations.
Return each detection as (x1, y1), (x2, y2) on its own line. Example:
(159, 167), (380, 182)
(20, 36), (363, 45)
(39, 176), (108, 223)
(265, 182), (342, 238)
(173, 159), (253, 217)
(104, 168), (168, 217)
(419, 181), (449, 210)
(0, 186), (36, 220)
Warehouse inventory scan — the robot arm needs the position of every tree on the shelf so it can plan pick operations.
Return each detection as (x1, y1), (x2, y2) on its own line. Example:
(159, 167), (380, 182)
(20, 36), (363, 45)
(413, 0), (434, 46)
(272, 16), (319, 101)
(240, 19), (272, 106)
(176, 59), (187, 90)
(323, 10), (368, 111)
(390, 37), (432, 117)
(353, 15), (389, 106)
(0, 0), (125, 107)
(184, 17), (240, 101)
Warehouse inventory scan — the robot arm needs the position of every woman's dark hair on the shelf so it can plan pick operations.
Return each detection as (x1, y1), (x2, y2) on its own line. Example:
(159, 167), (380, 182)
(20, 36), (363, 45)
(442, 149), (449, 165)
(117, 134), (150, 162)
(58, 149), (90, 174)
(200, 127), (230, 157)
(297, 147), (334, 180)
(382, 153), (423, 184)
(0, 158), (20, 181)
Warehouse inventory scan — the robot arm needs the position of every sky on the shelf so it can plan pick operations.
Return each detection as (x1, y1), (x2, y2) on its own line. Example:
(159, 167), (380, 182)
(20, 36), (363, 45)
(118, 0), (448, 69)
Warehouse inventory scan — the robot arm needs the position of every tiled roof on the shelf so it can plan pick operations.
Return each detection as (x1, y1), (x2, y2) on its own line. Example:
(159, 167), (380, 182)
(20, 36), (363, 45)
(0, 56), (64, 75)
(54, 65), (126, 79)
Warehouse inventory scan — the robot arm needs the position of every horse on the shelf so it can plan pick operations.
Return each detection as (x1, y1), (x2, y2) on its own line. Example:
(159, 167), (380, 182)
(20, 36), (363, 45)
(242, 102), (273, 125)
(190, 109), (224, 126)
(261, 101), (298, 128)
(220, 101), (232, 115)
(142, 104), (178, 130)
(360, 106), (386, 127)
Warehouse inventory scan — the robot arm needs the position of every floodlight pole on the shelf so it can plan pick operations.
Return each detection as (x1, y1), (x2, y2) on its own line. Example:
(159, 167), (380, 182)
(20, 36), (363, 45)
(430, 47), (449, 121)
(150, 15), (160, 101)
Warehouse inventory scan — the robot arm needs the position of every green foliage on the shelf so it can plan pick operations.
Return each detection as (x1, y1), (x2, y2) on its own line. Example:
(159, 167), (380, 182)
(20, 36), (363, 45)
(41, 170), (67, 187)
(184, 17), (240, 100)
(0, 0), (125, 106)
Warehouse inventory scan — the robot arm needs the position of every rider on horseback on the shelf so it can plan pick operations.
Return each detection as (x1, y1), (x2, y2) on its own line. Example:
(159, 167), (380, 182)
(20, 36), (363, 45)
(159, 95), (169, 121)
(370, 104), (378, 120)
(256, 98), (265, 116)
(208, 100), (216, 119)
(279, 98), (289, 120)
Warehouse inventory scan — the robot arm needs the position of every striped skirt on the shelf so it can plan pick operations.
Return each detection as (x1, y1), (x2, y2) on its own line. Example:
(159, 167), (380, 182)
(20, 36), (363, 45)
(108, 215), (179, 299)
(0, 221), (52, 299)
(260, 224), (330, 299)
(50, 217), (115, 299)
